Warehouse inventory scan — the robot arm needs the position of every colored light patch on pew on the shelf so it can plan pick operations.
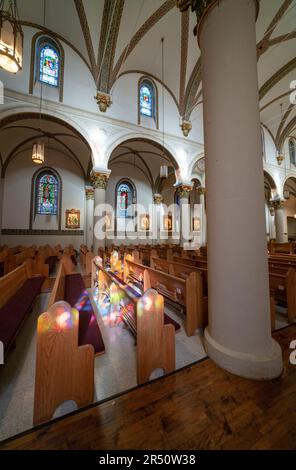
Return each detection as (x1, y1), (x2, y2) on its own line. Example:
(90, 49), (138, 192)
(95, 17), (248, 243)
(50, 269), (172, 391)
(56, 311), (72, 330)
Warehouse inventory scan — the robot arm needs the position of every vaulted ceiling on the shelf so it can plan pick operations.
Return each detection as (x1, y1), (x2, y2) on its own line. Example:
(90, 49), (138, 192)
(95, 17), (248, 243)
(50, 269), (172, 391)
(14, 0), (296, 149)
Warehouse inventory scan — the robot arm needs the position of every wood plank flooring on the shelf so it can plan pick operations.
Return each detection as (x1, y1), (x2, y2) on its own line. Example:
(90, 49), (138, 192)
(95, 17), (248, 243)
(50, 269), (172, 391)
(1, 325), (295, 450)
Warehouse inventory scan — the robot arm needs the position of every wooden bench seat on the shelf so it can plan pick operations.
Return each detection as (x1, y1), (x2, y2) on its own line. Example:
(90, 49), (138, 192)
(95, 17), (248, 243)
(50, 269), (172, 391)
(93, 260), (175, 384)
(124, 257), (206, 336)
(0, 264), (44, 355)
(49, 259), (105, 356)
(269, 268), (296, 324)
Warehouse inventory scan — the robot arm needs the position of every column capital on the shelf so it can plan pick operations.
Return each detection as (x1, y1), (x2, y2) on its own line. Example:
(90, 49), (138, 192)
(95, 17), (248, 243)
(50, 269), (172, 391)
(177, 0), (259, 44)
(270, 199), (285, 210)
(94, 91), (112, 112)
(197, 186), (206, 195)
(85, 187), (94, 200)
(90, 170), (109, 190)
(176, 184), (192, 199)
(180, 119), (192, 137)
(153, 193), (163, 204)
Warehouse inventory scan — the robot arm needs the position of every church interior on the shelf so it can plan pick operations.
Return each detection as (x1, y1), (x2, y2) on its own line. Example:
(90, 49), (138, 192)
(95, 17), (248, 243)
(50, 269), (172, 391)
(0, 0), (295, 452)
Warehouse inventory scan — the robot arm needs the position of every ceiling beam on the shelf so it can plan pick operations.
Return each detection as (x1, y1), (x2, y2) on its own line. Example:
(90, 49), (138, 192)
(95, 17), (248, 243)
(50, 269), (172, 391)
(74, 0), (97, 77)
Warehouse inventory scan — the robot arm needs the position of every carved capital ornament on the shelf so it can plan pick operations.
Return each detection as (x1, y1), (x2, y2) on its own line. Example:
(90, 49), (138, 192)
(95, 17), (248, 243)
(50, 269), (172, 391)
(95, 91), (112, 112)
(90, 171), (109, 190)
(177, 184), (192, 199)
(153, 194), (164, 205)
(180, 119), (192, 137)
(85, 187), (94, 200)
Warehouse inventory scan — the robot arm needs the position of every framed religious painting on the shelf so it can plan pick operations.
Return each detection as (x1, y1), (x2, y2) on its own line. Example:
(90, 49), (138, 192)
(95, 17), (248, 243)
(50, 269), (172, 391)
(65, 209), (80, 229)
(163, 214), (173, 234)
(192, 217), (201, 232)
(139, 213), (150, 231)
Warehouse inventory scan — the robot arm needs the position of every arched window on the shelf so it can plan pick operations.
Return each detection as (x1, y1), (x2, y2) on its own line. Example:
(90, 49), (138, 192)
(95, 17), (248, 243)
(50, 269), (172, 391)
(289, 139), (296, 166)
(116, 181), (134, 218)
(35, 170), (60, 216)
(30, 34), (64, 101)
(39, 43), (59, 87)
(138, 77), (158, 128)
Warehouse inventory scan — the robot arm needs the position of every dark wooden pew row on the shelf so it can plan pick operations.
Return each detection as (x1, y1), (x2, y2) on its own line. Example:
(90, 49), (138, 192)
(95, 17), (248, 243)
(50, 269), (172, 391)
(151, 255), (277, 331)
(0, 263), (45, 357)
(92, 259), (175, 384)
(269, 267), (296, 324)
(124, 256), (206, 336)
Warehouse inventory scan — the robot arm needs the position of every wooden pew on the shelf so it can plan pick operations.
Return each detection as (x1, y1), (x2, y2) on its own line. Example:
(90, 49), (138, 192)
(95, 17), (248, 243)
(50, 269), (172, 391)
(48, 256), (75, 309)
(34, 301), (94, 426)
(269, 268), (296, 324)
(48, 256), (105, 356)
(269, 241), (293, 254)
(93, 260), (175, 384)
(124, 257), (206, 336)
(0, 263), (45, 355)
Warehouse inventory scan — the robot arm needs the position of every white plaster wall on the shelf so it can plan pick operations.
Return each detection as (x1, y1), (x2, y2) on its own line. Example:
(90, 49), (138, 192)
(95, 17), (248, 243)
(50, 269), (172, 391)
(2, 147), (85, 249)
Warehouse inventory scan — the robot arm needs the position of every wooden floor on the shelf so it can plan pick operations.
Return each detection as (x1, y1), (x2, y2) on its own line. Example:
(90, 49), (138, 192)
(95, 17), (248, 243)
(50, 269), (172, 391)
(1, 325), (296, 450)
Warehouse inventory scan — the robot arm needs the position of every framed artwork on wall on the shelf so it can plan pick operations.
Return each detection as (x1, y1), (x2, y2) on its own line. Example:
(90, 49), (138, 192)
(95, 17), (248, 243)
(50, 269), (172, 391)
(139, 213), (150, 231)
(163, 214), (172, 233)
(192, 217), (201, 231)
(65, 209), (80, 229)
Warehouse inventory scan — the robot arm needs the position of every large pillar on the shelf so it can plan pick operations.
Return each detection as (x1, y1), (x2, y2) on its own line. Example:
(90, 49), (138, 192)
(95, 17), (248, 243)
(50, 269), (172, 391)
(198, 187), (207, 246)
(273, 200), (288, 243)
(177, 184), (192, 248)
(193, 0), (282, 379)
(91, 170), (109, 255)
(85, 187), (94, 251)
(153, 194), (163, 243)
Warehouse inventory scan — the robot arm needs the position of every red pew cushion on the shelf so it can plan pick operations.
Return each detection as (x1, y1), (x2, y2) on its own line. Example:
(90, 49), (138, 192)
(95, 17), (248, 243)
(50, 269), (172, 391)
(65, 274), (105, 355)
(0, 276), (44, 351)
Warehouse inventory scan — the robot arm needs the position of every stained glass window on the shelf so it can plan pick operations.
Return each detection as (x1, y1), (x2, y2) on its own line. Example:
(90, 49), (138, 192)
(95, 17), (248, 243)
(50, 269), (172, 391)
(36, 173), (59, 215)
(117, 182), (133, 218)
(140, 82), (153, 117)
(289, 139), (296, 166)
(39, 45), (59, 87)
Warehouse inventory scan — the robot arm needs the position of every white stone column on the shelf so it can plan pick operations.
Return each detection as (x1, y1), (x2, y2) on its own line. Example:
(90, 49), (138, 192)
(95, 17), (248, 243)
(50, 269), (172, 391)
(85, 187), (94, 251)
(273, 201), (288, 243)
(197, 0), (282, 379)
(91, 170), (109, 255)
(153, 194), (163, 243)
(177, 185), (192, 248)
(198, 187), (207, 246)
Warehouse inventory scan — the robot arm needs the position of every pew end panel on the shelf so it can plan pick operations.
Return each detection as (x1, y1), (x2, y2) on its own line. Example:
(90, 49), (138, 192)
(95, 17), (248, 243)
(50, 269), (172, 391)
(137, 289), (175, 384)
(33, 302), (94, 426)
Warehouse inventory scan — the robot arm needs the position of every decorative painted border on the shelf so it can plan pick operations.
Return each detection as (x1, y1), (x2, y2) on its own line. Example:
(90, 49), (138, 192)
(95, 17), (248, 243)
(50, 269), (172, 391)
(2, 229), (84, 236)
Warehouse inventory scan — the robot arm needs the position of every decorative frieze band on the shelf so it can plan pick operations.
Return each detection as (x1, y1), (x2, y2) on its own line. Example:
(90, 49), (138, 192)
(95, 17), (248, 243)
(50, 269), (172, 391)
(2, 229), (84, 236)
